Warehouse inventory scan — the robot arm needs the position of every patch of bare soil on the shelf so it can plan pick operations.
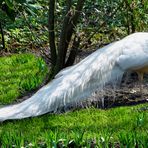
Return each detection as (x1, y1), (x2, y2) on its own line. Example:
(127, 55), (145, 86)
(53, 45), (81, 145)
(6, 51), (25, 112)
(0, 50), (12, 57)
(73, 50), (148, 109)
(70, 73), (148, 110)
(104, 73), (148, 108)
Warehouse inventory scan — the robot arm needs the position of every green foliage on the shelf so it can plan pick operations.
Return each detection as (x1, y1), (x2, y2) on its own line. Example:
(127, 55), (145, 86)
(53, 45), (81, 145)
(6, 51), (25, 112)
(1, 0), (148, 52)
(0, 53), (48, 104)
(0, 103), (147, 147)
(80, 0), (148, 46)
(1, 0), (48, 51)
(0, 0), (43, 50)
(0, 0), (41, 21)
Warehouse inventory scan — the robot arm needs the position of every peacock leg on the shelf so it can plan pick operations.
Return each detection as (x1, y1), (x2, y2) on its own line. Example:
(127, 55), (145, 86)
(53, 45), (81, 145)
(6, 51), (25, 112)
(137, 72), (143, 99)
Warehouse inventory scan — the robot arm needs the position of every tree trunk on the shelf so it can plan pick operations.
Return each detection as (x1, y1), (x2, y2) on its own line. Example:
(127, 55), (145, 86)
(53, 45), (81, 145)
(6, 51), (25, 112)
(65, 35), (80, 67)
(54, 0), (72, 73)
(55, 0), (85, 74)
(49, 0), (57, 67)
(0, 22), (5, 50)
(130, 3), (136, 33)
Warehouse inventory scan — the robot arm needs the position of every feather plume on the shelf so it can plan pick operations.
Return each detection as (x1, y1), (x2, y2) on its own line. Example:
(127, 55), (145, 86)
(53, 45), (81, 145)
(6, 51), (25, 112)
(0, 32), (148, 121)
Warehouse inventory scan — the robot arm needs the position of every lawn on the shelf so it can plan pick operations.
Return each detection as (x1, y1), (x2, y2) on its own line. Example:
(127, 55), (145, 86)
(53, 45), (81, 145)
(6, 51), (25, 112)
(0, 54), (148, 147)
(0, 53), (48, 104)
(0, 104), (147, 147)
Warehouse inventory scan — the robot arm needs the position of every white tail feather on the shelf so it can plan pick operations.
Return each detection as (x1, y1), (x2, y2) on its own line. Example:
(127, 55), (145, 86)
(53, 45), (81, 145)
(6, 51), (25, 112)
(0, 32), (148, 121)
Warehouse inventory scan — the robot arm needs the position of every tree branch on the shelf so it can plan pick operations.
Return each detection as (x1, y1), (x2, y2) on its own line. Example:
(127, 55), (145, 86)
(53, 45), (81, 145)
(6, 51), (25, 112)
(49, 0), (57, 66)
(65, 35), (80, 67)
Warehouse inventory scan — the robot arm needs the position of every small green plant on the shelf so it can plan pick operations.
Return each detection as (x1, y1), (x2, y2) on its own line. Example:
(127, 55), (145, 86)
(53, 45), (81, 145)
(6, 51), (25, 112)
(118, 132), (135, 147)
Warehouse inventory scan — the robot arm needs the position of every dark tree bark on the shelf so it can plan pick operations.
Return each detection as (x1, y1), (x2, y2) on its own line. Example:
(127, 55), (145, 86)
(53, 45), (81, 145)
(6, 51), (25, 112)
(63, 0), (85, 61)
(54, 0), (72, 72)
(49, 0), (57, 66)
(65, 35), (80, 67)
(54, 0), (85, 74)
(130, 8), (136, 33)
(0, 22), (5, 50)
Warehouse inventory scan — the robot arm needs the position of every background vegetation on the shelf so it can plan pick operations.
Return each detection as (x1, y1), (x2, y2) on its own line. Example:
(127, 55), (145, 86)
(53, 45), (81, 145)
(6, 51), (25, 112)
(1, 0), (148, 74)
(0, 0), (148, 147)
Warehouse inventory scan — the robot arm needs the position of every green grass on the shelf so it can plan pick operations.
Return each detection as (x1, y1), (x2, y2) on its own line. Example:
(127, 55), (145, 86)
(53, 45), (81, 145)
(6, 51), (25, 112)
(0, 103), (147, 147)
(0, 54), (148, 147)
(0, 53), (48, 104)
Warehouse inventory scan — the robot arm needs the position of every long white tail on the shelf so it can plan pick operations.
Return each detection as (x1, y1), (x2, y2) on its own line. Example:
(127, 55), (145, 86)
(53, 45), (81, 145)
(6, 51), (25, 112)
(0, 32), (148, 121)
